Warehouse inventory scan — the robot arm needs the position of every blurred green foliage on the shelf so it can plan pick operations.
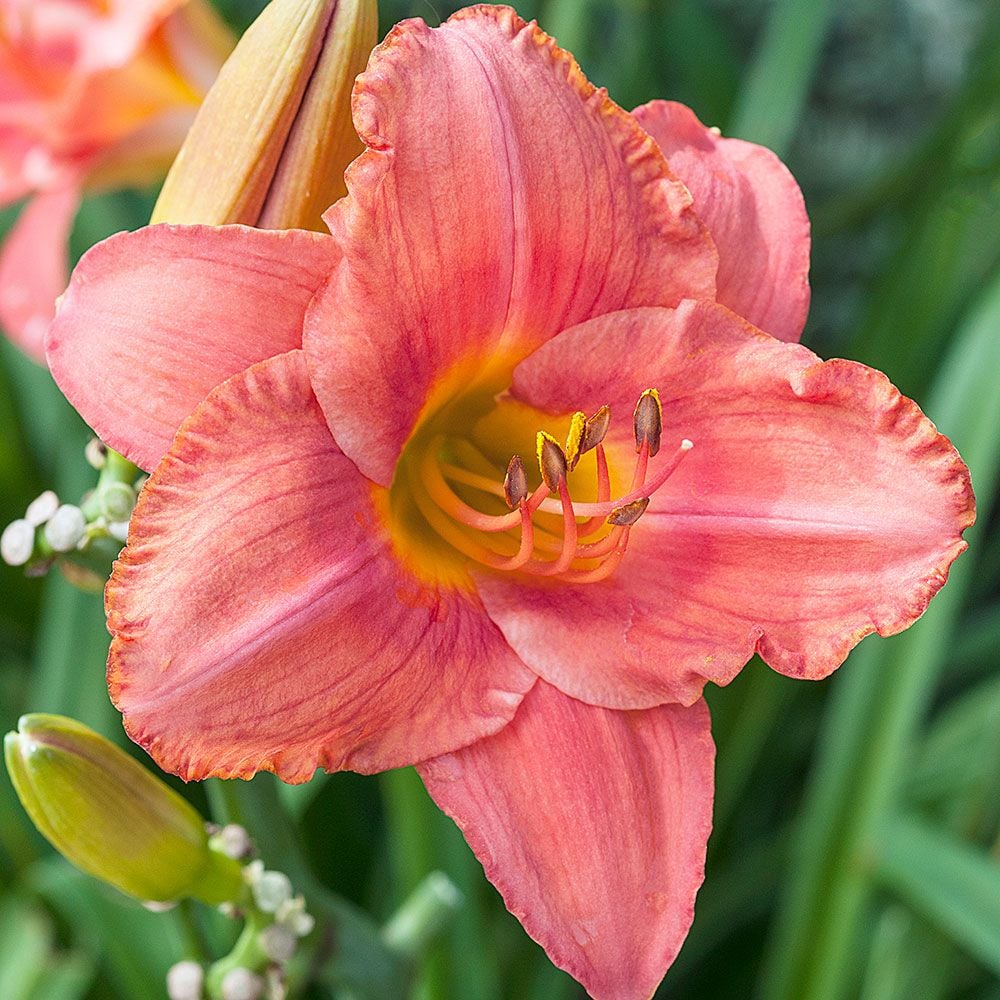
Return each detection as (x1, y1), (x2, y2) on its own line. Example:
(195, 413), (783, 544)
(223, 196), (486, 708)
(1, 0), (998, 997)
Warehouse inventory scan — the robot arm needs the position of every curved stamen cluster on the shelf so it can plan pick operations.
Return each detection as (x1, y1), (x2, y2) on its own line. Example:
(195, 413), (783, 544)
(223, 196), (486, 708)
(411, 390), (693, 584)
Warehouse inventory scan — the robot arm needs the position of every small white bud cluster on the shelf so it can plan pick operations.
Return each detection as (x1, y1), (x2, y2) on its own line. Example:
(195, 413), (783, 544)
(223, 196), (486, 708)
(241, 860), (315, 968)
(2, 490), (87, 566)
(2, 441), (144, 577)
(162, 835), (313, 1000)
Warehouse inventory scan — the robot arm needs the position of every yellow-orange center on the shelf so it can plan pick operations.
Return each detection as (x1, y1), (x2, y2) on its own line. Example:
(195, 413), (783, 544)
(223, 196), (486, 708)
(380, 365), (690, 591)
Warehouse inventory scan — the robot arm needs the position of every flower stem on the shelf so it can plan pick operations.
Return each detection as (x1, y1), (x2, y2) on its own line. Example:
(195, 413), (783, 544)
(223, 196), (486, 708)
(381, 871), (462, 960)
(209, 775), (408, 999)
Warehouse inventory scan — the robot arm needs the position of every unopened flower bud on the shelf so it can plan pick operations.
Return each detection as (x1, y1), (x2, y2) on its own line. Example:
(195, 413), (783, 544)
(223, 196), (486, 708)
(154, 0), (378, 231)
(108, 521), (131, 543)
(98, 482), (136, 522)
(251, 868), (293, 913)
(276, 896), (315, 937)
(212, 823), (254, 860)
(85, 438), (108, 470)
(4, 714), (244, 905)
(167, 960), (205, 1000)
(259, 922), (297, 962)
(220, 967), (264, 1000)
(43, 505), (86, 552)
(25, 491), (59, 526)
(2, 519), (35, 566)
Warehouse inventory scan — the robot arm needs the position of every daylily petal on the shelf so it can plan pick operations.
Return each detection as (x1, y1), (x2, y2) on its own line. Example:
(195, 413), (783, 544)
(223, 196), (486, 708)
(419, 681), (714, 1000)
(0, 185), (79, 362)
(476, 301), (973, 708)
(633, 100), (810, 342)
(107, 350), (535, 783)
(2, 0), (187, 75)
(305, 5), (716, 486)
(46, 224), (338, 472)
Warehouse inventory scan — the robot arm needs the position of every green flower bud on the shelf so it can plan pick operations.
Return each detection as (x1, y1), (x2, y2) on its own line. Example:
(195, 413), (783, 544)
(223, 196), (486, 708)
(4, 714), (243, 905)
(98, 481), (137, 523)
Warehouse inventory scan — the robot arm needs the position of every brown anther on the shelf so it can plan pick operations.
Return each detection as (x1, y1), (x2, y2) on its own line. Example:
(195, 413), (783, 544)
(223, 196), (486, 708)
(633, 389), (662, 456)
(580, 405), (611, 455)
(564, 412), (587, 471)
(607, 497), (650, 526)
(503, 455), (529, 509)
(536, 431), (568, 490)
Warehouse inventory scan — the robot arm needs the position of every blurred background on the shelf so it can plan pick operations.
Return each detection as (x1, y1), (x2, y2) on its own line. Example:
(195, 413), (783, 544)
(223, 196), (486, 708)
(1, 0), (998, 997)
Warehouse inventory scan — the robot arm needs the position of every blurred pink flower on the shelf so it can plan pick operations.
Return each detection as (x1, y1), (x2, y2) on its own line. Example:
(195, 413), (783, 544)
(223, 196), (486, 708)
(46, 7), (973, 997)
(0, 0), (231, 360)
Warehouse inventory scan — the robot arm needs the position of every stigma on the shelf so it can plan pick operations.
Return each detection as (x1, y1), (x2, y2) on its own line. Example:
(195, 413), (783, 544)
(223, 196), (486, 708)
(408, 390), (692, 584)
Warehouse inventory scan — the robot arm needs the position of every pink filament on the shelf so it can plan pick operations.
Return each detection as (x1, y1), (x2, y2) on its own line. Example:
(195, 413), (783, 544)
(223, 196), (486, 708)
(420, 431), (692, 583)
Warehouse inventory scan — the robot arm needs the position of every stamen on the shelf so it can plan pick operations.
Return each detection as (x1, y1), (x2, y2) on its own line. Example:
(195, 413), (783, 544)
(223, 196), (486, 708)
(564, 412), (587, 470)
(421, 441), (523, 533)
(574, 523), (626, 559)
(494, 501), (536, 571)
(537, 438), (693, 518)
(536, 432), (568, 490)
(534, 477), (578, 576)
(630, 438), (650, 492)
(503, 455), (528, 509)
(411, 405), (690, 586)
(576, 443), (611, 538)
(563, 528), (632, 584)
(633, 388), (662, 457)
(439, 461), (551, 515)
(580, 405), (611, 454)
(608, 497), (650, 526)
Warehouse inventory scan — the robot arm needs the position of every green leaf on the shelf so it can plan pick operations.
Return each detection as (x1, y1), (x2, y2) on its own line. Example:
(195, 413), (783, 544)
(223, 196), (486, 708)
(906, 675), (1000, 809)
(30, 857), (186, 999)
(28, 953), (95, 1000)
(876, 813), (1000, 977)
(729, 0), (837, 155)
(0, 898), (51, 998)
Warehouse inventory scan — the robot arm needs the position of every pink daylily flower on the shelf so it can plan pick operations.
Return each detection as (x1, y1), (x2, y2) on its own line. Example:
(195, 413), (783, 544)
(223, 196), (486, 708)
(0, 0), (231, 360)
(46, 7), (973, 998)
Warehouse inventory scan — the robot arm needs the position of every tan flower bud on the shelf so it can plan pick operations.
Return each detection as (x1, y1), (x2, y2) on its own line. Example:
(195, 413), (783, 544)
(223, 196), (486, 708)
(153, 0), (377, 230)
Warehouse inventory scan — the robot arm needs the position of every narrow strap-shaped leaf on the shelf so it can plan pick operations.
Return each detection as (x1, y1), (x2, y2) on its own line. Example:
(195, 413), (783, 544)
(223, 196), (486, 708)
(875, 812), (1000, 977)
